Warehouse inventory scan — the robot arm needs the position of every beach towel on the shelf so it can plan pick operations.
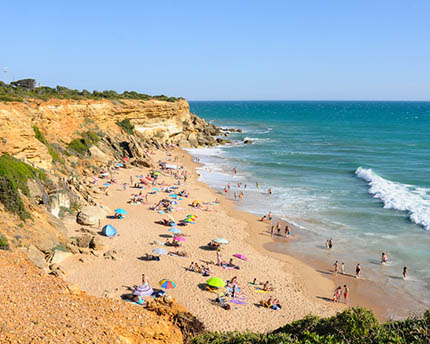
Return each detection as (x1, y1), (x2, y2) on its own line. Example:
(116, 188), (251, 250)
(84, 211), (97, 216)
(229, 299), (246, 305)
(227, 286), (241, 293)
(255, 288), (269, 293)
(158, 210), (166, 214)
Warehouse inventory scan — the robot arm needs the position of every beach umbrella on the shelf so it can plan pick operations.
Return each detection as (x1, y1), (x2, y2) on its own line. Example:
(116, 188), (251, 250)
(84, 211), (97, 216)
(213, 238), (229, 244)
(233, 254), (248, 261)
(152, 188), (160, 192)
(169, 228), (181, 234)
(152, 248), (168, 255)
(154, 172), (160, 176)
(170, 200), (179, 205)
(159, 279), (176, 289)
(122, 156), (129, 161)
(206, 277), (226, 288)
(187, 214), (198, 218)
(114, 208), (127, 215)
(173, 236), (185, 242)
(117, 163), (124, 167)
(103, 182), (110, 186)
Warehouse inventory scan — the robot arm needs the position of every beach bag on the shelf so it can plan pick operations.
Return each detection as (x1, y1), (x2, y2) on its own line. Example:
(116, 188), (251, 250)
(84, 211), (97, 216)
(224, 304), (230, 310)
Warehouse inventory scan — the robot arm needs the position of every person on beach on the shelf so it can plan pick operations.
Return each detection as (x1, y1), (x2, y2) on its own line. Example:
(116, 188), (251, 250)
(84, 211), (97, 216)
(224, 186), (228, 194)
(343, 285), (349, 304)
(355, 264), (361, 278)
(262, 280), (271, 291)
(216, 250), (222, 266)
(381, 252), (388, 264)
(233, 167), (237, 174)
(268, 188), (272, 195)
(268, 212), (273, 221)
(326, 238), (333, 249)
(239, 191), (244, 201)
(244, 184), (247, 189)
(260, 215), (267, 222)
(285, 225), (291, 237)
(256, 182), (259, 190)
(227, 183), (231, 190)
(234, 191), (238, 200)
(122, 183), (127, 191)
(403, 266), (408, 280)
(341, 262), (345, 275)
(333, 286), (342, 302)
(270, 226), (274, 236)
(333, 261), (339, 275)
(276, 223), (281, 235)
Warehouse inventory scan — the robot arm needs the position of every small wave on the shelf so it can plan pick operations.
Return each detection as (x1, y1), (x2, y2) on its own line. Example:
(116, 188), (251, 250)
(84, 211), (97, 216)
(355, 167), (430, 230)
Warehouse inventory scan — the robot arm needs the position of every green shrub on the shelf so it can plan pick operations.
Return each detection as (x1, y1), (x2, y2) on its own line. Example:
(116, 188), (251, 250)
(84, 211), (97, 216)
(58, 206), (73, 218)
(0, 234), (10, 250)
(116, 118), (134, 135)
(33, 126), (64, 164)
(68, 139), (89, 155)
(0, 153), (47, 220)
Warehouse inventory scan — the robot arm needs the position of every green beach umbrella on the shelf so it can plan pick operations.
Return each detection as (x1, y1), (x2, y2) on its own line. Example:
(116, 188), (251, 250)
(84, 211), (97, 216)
(206, 277), (226, 288)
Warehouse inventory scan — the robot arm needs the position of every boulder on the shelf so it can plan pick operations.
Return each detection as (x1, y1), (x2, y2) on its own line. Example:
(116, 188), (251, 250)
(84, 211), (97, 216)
(50, 249), (72, 265)
(187, 133), (198, 147)
(76, 234), (92, 248)
(243, 139), (253, 144)
(27, 245), (47, 269)
(178, 140), (191, 148)
(89, 146), (110, 164)
(77, 206), (106, 226)
(47, 213), (68, 237)
(90, 236), (105, 250)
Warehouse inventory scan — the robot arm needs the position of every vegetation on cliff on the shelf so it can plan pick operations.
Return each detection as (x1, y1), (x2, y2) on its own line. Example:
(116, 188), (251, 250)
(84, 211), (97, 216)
(116, 118), (135, 135)
(0, 79), (182, 102)
(33, 125), (64, 164)
(192, 308), (430, 344)
(0, 153), (47, 220)
(67, 131), (100, 155)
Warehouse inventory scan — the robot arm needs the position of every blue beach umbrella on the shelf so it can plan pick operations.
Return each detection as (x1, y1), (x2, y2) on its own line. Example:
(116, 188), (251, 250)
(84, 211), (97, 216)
(103, 183), (110, 186)
(114, 208), (127, 215)
(169, 228), (181, 234)
(117, 163), (124, 167)
(153, 188), (160, 192)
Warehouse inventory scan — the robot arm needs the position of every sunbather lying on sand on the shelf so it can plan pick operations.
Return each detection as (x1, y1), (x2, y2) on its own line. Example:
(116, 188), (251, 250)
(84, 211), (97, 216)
(168, 250), (188, 257)
(259, 296), (281, 309)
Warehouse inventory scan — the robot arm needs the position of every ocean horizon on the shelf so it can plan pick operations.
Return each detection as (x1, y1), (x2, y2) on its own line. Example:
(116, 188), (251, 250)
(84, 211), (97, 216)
(188, 100), (430, 318)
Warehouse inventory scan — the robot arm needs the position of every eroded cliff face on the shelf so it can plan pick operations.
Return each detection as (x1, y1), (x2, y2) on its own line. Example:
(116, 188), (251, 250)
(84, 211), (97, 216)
(0, 98), (218, 170)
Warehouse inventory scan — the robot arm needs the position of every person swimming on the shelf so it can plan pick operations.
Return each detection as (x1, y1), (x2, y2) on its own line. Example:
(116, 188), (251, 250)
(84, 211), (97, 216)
(381, 252), (388, 264)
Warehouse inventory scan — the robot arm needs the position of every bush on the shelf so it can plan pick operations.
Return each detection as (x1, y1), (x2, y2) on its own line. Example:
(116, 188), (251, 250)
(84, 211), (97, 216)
(67, 131), (99, 155)
(0, 153), (47, 220)
(0, 234), (9, 250)
(192, 308), (430, 344)
(116, 118), (134, 135)
(0, 79), (182, 103)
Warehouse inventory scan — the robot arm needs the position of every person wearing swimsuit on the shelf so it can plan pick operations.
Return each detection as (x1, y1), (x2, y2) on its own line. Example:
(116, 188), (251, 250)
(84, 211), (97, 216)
(355, 264), (361, 278)
(343, 285), (349, 305)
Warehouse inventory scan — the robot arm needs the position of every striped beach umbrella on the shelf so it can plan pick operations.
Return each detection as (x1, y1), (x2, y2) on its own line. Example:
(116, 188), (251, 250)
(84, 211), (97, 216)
(159, 279), (176, 289)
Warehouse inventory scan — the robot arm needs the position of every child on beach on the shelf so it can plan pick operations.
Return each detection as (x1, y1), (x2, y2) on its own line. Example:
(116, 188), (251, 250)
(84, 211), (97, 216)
(333, 261), (339, 275)
(333, 286), (342, 302)
(341, 262), (345, 275)
(343, 285), (349, 304)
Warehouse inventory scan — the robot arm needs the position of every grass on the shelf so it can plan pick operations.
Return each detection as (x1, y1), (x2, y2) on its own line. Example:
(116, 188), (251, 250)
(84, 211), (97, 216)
(0, 153), (48, 220)
(0, 234), (9, 250)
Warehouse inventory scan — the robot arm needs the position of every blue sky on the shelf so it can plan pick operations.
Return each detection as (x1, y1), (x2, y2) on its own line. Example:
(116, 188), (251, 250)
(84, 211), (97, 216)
(2, 1), (429, 100)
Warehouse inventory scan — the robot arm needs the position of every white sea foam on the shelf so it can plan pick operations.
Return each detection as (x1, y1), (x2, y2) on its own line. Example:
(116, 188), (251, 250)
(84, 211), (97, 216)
(355, 167), (430, 230)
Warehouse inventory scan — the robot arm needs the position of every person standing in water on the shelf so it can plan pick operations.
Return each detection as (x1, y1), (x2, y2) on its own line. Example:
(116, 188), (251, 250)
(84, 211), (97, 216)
(234, 191), (238, 200)
(333, 261), (339, 275)
(268, 212), (273, 221)
(256, 182), (259, 190)
(268, 188), (272, 195)
(381, 252), (388, 264)
(355, 264), (361, 278)
(326, 238), (333, 249)
(270, 226), (274, 237)
(341, 262), (345, 275)
(403, 266), (408, 280)
(343, 285), (349, 305)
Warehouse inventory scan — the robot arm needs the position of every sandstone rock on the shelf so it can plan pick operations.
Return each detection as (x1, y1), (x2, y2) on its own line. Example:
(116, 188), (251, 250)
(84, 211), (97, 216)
(27, 245), (47, 269)
(178, 140), (191, 148)
(66, 243), (80, 254)
(187, 133), (198, 147)
(90, 236), (105, 250)
(76, 234), (92, 248)
(47, 213), (68, 237)
(50, 250), (72, 265)
(89, 146), (110, 163)
(77, 206), (106, 226)
(103, 249), (118, 260)
(66, 284), (81, 296)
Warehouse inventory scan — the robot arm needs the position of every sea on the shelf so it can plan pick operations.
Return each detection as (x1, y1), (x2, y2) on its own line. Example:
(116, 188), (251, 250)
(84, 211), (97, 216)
(187, 101), (430, 317)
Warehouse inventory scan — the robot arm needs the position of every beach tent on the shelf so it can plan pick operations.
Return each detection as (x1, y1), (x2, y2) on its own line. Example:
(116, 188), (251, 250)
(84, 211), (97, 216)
(102, 224), (118, 237)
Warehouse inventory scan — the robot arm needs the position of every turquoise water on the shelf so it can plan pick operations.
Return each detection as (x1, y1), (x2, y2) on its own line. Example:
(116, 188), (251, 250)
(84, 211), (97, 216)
(188, 101), (430, 316)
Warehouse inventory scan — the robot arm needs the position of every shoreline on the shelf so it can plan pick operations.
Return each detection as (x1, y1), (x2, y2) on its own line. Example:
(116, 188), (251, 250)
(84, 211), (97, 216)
(61, 146), (395, 333)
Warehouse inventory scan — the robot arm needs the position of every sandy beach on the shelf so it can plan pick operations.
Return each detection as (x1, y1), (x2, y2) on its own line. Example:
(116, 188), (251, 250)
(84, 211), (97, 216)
(62, 148), (348, 332)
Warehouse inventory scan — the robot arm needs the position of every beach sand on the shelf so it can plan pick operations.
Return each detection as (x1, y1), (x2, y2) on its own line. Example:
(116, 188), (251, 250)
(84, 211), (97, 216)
(62, 148), (347, 332)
